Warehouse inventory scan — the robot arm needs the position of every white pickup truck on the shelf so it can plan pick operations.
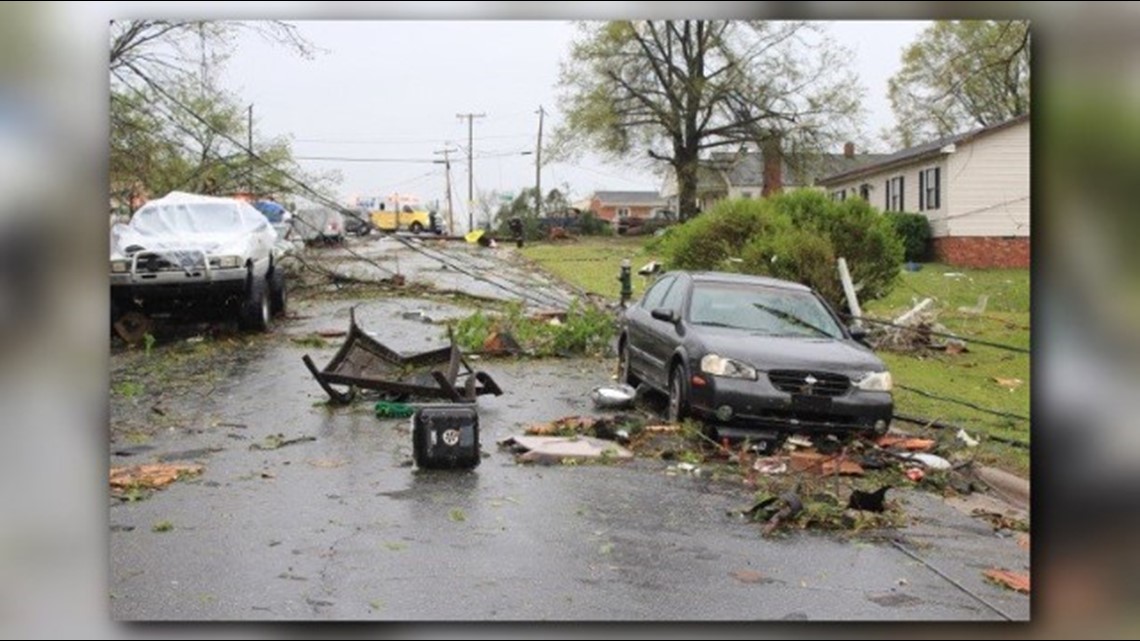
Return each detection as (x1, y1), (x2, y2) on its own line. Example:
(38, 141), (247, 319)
(110, 192), (287, 331)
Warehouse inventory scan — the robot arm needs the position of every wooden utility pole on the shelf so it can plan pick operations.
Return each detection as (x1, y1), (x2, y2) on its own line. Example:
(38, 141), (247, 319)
(534, 105), (545, 218)
(434, 147), (458, 235)
(247, 104), (254, 195)
(456, 112), (485, 232)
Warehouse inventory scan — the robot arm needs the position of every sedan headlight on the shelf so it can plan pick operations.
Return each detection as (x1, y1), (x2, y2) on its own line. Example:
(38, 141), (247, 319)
(110, 259), (129, 273)
(209, 255), (243, 269)
(700, 354), (757, 380)
(854, 371), (893, 392)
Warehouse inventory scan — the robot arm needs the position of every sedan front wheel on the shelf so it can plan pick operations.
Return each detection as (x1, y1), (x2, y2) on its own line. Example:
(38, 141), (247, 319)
(668, 364), (689, 424)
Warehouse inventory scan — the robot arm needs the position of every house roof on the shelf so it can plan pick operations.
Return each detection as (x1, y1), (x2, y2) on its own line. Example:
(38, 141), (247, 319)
(592, 191), (667, 207)
(818, 114), (1030, 185)
(704, 150), (892, 188)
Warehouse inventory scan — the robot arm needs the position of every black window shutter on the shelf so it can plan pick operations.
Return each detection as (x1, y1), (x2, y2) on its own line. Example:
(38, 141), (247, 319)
(919, 171), (925, 211)
(934, 168), (940, 209)
(899, 177), (904, 211)
(885, 180), (890, 209)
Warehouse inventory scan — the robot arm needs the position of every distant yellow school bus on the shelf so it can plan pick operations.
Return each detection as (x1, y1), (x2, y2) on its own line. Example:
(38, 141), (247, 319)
(369, 205), (438, 233)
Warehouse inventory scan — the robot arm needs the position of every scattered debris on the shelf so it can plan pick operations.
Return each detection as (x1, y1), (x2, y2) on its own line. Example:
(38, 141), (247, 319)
(1016, 533), (1029, 550)
(786, 435), (813, 449)
(993, 377), (1024, 391)
(249, 434), (317, 451)
(401, 310), (435, 323)
(151, 520), (174, 533)
(956, 429), (980, 448)
(847, 486), (891, 513)
(498, 435), (633, 464)
(482, 331), (521, 355)
(156, 447), (223, 462)
(875, 435), (937, 452)
(303, 308), (502, 404)
(753, 457), (788, 475)
(905, 468), (925, 482)
(643, 424), (680, 433)
(788, 451), (864, 476)
(110, 463), (203, 492)
(114, 310), (153, 344)
(898, 452), (952, 470)
(589, 384), (637, 410)
(316, 328), (348, 338)
(729, 569), (772, 585)
(984, 568), (1030, 594)
(673, 462), (700, 475)
(762, 491), (804, 536)
(525, 414), (643, 442)
(375, 401), (415, 419)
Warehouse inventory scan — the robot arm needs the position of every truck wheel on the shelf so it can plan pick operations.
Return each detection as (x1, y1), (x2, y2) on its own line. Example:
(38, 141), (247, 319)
(409, 222), (424, 234)
(239, 277), (271, 332)
(270, 268), (287, 317)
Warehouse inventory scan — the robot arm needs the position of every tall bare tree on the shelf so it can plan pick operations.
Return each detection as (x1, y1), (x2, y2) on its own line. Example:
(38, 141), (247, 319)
(555, 20), (862, 220)
(888, 20), (1030, 147)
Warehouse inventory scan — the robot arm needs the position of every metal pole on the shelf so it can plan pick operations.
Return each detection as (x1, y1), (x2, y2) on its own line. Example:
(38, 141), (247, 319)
(535, 105), (544, 218)
(456, 113), (485, 232)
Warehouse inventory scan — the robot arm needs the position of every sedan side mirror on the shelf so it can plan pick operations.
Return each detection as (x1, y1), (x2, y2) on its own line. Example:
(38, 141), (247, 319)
(849, 324), (868, 342)
(650, 308), (677, 323)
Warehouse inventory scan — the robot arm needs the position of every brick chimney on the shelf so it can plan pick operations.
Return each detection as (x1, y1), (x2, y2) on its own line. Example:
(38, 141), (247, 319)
(844, 141), (855, 158)
(761, 137), (783, 197)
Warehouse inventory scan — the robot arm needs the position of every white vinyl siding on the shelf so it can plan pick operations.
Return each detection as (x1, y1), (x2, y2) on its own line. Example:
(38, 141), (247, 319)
(945, 121), (1030, 237)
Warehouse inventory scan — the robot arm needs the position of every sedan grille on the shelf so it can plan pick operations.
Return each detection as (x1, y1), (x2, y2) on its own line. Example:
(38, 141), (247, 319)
(768, 370), (850, 397)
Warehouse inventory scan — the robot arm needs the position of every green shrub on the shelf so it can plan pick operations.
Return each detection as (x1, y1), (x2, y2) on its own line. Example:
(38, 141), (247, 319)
(578, 211), (612, 236)
(658, 189), (905, 309)
(885, 212), (932, 262)
(655, 198), (790, 271)
(741, 229), (842, 306)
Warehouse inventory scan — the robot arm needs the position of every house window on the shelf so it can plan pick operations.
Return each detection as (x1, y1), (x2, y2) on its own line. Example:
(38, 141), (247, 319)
(919, 167), (940, 211)
(616, 207), (630, 219)
(885, 176), (904, 212)
(859, 184), (871, 200)
(741, 191), (753, 199)
(831, 189), (846, 202)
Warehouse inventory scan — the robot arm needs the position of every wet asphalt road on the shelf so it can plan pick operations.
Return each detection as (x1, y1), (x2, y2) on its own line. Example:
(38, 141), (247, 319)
(109, 243), (1029, 621)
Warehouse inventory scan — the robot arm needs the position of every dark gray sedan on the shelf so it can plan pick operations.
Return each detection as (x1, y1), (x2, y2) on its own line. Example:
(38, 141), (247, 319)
(618, 271), (893, 440)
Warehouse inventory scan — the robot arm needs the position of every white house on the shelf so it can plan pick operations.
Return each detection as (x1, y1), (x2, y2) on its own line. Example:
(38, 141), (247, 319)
(818, 114), (1029, 268)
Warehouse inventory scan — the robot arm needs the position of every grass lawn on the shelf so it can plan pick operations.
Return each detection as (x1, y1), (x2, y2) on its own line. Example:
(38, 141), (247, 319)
(519, 236), (663, 300)
(522, 237), (1031, 476)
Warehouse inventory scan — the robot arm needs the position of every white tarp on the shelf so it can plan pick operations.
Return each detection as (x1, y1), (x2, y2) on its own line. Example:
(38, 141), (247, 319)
(110, 192), (275, 267)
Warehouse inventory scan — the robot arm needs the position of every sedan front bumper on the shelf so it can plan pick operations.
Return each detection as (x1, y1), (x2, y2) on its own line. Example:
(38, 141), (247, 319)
(688, 373), (893, 436)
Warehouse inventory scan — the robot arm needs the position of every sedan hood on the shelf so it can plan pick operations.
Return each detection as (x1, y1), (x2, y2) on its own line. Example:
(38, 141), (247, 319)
(695, 328), (886, 374)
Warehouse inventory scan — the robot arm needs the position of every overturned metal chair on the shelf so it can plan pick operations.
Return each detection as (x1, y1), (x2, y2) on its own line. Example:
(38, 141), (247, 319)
(303, 308), (503, 404)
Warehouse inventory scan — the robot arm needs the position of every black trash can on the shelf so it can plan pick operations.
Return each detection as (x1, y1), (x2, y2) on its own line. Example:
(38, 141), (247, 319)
(412, 405), (480, 470)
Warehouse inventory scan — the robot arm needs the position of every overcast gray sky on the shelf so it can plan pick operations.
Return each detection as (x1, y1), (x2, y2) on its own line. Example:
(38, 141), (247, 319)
(213, 20), (928, 214)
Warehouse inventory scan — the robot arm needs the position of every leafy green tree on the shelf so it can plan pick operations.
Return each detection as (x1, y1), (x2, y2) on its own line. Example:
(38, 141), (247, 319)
(555, 20), (861, 221)
(888, 20), (1030, 146)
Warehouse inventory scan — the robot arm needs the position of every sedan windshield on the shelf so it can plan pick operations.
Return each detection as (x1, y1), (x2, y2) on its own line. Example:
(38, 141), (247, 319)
(688, 283), (845, 339)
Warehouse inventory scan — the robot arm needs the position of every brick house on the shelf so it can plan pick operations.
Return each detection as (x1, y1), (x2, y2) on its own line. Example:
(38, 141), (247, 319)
(588, 191), (669, 223)
(818, 115), (1030, 268)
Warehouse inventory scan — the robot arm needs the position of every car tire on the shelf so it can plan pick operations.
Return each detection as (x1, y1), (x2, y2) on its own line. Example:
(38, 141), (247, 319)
(269, 268), (287, 317)
(618, 339), (641, 387)
(667, 363), (690, 423)
(239, 277), (271, 332)
(409, 222), (424, 234)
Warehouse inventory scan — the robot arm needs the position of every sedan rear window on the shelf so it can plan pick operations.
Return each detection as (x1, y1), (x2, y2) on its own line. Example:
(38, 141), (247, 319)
(688, 283), (844, 339)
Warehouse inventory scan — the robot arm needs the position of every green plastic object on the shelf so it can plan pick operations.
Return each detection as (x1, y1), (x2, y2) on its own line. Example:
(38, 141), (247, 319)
(375, 401), (415, 419)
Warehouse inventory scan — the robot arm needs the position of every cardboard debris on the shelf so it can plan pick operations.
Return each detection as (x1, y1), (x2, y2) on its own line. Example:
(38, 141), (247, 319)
(984, 568), (1030, 594)
(875, 435), (937, 452)
(498, 435), (633, 463)
(643, 424), (680, 433)
(789, 451), (864, 476)
(110, 463), (203, 490)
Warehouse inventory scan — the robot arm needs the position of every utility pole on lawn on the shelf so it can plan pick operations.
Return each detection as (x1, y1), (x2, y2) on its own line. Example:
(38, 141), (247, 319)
(247, 103), (254, 195)
(457, 112), (485, 232)
(534, 105), (545, 218)
(433, 147), (458, 235)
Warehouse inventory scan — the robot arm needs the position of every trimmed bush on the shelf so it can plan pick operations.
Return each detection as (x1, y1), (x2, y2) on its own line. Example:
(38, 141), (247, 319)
(654, 198), (790, 271)
(885, 212), (931, 262)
